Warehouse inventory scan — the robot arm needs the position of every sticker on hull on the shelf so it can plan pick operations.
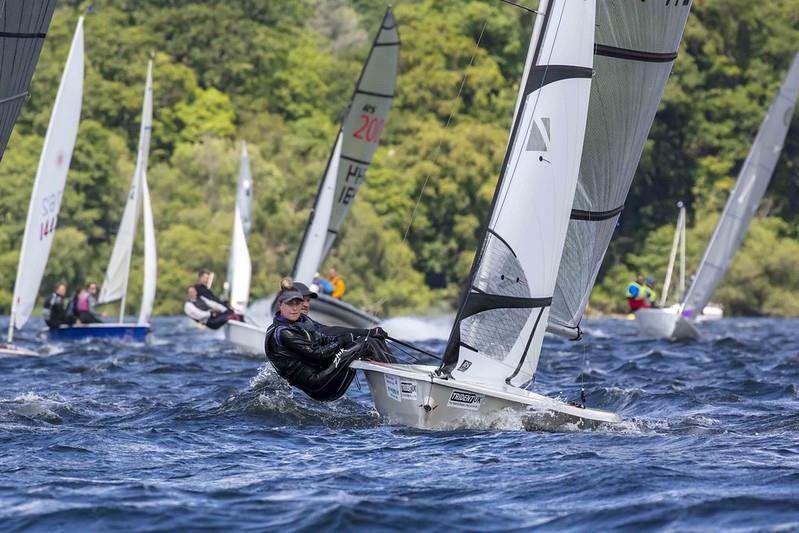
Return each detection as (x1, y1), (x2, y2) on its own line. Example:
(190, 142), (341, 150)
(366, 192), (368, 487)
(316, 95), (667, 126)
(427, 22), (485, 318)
(447, 390), (484, 411)
(384, 374), (401, 402)
(400, 380), (417, 401)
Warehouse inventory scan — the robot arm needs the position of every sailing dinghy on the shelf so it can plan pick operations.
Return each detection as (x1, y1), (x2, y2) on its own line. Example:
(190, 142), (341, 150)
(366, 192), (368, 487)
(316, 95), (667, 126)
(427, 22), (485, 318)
(225, 6), (399, 354)
(48, 60), (156, 342)
(2, 17), (83, 357)
(637, 52), (799, 341)
(354, 0), (693, 430)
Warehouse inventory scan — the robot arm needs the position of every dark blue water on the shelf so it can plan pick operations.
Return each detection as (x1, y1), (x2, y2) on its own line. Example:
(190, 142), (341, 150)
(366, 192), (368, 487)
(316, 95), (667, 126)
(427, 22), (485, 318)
(1, 316), (798, 531)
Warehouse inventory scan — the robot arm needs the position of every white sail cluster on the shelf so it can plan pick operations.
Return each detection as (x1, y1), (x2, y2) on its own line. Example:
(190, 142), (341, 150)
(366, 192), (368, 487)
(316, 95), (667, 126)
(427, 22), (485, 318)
(443, 0), (694, 387)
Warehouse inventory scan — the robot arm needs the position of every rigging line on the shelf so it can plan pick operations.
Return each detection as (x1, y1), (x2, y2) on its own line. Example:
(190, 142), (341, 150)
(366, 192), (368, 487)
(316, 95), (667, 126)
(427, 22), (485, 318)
(386, 335), (443, 361)
(495, 0), (540, 14)
(400, 19), (489, 244)
(385, 340), (424, 364)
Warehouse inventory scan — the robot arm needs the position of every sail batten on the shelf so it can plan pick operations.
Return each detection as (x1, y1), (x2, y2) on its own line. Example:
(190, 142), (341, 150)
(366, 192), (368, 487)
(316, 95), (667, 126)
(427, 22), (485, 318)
(548, 0), (694, 337)
(682, 53), (799, 317)
(291, 6), (399, 283)
(8, 15), (83, 336)
(443, 0), (596, 387)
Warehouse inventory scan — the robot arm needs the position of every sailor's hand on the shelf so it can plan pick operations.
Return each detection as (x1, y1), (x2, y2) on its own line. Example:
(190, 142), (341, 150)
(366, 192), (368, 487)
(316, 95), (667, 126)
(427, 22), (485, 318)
(368, 327), (388, 340)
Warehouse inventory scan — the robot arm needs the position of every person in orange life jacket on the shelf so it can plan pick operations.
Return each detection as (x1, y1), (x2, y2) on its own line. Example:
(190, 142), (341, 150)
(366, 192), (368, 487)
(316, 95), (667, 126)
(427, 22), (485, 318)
(264, 280), (392, 401)
(184, 286), (241, 329)
(43, 282), (74, 329)
(626, 273), (651, 313)
(75, 282), (104, 324)
(312, 272), (334, 296)
(327, 268), (346, 299)
(194, 269), (233, 312)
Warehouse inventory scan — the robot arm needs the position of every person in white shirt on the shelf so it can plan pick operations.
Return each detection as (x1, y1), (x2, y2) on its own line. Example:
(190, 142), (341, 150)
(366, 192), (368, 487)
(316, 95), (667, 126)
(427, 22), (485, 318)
(184, 286), (240, 329)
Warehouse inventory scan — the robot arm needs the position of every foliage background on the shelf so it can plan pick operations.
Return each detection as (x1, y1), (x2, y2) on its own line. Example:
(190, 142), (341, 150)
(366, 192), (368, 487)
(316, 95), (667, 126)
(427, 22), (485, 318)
(0, 0), (797, 318)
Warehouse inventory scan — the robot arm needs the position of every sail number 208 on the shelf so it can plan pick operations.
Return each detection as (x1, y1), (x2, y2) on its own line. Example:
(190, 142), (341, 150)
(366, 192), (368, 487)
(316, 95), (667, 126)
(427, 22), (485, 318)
(352, 114), (385, 144)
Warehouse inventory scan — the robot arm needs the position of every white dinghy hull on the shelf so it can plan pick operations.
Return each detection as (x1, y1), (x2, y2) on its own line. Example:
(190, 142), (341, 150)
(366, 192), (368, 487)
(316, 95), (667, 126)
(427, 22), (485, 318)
(635, 307), (699, 341)
(224, 320), (265, 356)
(352, 361), (621, 431)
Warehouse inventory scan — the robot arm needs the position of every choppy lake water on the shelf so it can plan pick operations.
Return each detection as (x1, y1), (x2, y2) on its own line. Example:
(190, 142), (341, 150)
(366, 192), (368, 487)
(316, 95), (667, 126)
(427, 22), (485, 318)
(1, 316), (798, 530)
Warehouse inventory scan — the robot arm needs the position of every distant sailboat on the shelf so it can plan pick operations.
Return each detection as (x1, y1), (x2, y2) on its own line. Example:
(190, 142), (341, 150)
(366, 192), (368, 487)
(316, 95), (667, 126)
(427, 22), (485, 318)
(225, 6), (399, 354)
(224, 142), (253, 314)
(637, 52), (799, 341)
(2, 16), (83, 357)
(0, 1), (57, 162)
(48, 60), (157, 342)
(353, 0), (693, 430)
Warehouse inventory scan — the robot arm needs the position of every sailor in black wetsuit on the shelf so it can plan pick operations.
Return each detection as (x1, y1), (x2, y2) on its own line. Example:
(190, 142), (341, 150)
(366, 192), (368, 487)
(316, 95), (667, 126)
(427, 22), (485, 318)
(194, 270), (233, 312)
(293, 281), (394, 362)
(264, 282), (393, 401)
(42, 282), (73, 329)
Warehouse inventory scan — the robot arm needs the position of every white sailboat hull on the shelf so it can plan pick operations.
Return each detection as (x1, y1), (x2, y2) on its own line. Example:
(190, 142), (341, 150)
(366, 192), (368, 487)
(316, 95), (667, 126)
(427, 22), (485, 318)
(635, 307), (700, 340)
(224, 320), (265, 356)
(351, 361), (621, 431)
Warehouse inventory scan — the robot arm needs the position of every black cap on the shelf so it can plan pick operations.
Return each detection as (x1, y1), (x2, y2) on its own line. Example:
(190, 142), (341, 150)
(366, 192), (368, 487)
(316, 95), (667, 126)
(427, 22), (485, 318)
(293, 282), (318, 299)
(277, 289), (304, 305)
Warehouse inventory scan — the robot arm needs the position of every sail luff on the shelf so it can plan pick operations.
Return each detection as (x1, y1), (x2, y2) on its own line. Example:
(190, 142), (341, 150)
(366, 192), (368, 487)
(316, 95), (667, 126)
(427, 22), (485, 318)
(137, 170), (156, 325)
(442, 0), (596, 387)
(99, 60), (153, 309)
(8, 16), (83, 337)
(681, 53), (799, 317)
(547, 0), (694, 337)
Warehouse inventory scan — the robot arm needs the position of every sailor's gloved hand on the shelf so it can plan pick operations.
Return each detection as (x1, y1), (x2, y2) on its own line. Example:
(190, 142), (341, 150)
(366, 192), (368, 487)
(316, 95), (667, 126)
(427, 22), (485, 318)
(367, 327), (388, 340)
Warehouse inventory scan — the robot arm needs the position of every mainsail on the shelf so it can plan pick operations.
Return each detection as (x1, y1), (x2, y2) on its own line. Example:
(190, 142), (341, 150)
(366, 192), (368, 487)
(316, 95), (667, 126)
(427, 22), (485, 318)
(0, 0), (57, 161)
(99, 60), (154, 320)
(682, 53), (799, 317)
(226, 142), (253, 311)
(8, 16), (83, 337)
(291, 6), (399, 284)
(548, 0), (694, 338)
(442, 0), (595, 387)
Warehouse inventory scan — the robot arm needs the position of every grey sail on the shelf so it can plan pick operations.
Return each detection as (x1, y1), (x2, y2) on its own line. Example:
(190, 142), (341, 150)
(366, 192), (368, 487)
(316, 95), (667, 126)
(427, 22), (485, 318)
(0, 0), (57, 160)
(291, 6), (399, 284)
(681, 53), (799, 318)
(547, 0), (694, 338)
